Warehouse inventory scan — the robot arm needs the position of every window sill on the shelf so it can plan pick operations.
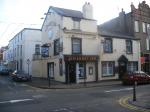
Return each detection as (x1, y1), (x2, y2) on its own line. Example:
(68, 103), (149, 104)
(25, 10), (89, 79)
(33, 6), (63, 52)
(102, 75), (115, 77)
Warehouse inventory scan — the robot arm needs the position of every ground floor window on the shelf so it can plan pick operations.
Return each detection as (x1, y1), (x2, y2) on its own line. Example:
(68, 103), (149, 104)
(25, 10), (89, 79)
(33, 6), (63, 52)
(78, 63), (86, 79)
(48, 63), (54, 78)
(102, 61), (115, 77)
(127, 61), (138, 73)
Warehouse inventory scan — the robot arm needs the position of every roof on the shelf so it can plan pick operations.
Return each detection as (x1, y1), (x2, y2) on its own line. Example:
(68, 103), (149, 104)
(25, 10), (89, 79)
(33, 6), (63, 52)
(98, 26), (139, 40)
(50, 6), (83, 18)
(9, 28), (41, 42)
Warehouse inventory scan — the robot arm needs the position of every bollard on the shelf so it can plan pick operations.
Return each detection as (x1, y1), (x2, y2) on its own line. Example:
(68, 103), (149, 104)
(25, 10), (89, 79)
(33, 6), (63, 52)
(133, 81), (137, 101)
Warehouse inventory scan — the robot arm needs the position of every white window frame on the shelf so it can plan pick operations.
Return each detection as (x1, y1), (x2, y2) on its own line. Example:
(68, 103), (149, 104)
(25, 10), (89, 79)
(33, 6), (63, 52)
(102, 61), (114, 77)
(127, 62), (138, 73)
(146, 38), (150, 51)
(73, 21), (80, 29)
(134, 21), (139, 32)
(142, 22), (146, 33)
(35, 44), (40, 55)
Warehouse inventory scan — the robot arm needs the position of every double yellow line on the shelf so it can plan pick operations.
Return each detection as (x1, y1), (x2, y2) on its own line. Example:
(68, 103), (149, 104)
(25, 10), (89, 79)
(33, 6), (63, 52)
(119, 96), (150, 112)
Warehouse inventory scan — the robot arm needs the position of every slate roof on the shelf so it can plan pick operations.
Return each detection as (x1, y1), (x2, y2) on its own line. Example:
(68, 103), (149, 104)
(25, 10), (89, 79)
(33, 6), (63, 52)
(98, 26), (138, 40)
(49, 6), (83, 19)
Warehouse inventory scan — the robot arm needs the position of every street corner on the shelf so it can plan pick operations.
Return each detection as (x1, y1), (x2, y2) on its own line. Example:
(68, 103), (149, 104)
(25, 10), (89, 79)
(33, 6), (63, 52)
(118, 96), (150, 112)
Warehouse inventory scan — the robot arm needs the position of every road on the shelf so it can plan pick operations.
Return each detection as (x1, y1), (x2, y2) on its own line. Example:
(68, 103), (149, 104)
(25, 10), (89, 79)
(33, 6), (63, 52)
(0, 75), (149, 112)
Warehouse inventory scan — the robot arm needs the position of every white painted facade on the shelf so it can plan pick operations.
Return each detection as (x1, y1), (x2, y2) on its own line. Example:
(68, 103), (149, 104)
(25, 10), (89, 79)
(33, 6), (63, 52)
(32, 3), (141, 83)
(32, 3), (100, 83)
(99, 36), (141, 80)
(8, 28), (42, 75)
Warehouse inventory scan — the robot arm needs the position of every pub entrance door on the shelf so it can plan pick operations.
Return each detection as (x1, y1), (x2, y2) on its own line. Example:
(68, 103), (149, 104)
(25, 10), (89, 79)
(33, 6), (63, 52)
(68, 62), (76, 83)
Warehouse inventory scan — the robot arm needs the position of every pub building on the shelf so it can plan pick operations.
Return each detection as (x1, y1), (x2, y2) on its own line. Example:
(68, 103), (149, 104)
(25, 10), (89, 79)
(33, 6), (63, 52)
(32, 2), (101, 83)
(64, 55), (99, 83)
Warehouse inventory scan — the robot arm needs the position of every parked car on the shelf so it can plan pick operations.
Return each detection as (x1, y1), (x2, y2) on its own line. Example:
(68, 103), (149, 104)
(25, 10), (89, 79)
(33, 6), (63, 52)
(0, 66), (12, 75)
(11, 70), (32, 82)
(122, 71), (150, 85)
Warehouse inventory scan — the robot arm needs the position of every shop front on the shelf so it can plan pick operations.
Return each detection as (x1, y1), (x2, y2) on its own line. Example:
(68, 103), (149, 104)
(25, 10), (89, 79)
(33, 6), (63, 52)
(64, 55), (99, 84)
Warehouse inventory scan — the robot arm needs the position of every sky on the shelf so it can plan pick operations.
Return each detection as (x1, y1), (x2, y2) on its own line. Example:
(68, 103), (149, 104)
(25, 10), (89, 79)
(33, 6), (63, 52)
(0, 0), (150, 47)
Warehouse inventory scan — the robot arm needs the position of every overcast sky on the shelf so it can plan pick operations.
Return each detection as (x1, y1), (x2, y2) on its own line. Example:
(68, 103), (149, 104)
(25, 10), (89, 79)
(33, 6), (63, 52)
(0, 0), (150, 47)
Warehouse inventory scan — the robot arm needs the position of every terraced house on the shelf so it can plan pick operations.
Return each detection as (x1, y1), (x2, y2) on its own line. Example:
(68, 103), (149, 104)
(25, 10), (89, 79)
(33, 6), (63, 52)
(32, 2), (141, 83)
(99, 1), (150, 74)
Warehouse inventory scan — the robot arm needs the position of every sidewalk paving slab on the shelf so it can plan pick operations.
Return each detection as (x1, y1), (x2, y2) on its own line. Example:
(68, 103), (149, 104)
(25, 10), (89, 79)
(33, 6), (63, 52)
(25, 77), (122, 89)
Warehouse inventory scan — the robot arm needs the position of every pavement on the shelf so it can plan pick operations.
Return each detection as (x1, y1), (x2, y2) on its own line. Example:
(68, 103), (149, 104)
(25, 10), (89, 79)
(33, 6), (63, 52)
(119, 93), (150, 112)
(25, 77), (150, 111)
(25, 77), (122, 89)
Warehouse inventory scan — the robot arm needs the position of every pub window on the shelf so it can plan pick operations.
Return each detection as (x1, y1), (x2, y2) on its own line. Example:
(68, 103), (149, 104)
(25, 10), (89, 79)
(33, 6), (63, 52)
(134, 21), (139, 32)
(35, 44), (40, 55)
(79, 63), (86, 79)
(54, 39), (60, 55)
(126, 40), (132, 54)
(102, 61), (115, 77)
(89, 67), (93, 75)
(103, 38), (113, 53)
(72, 38), (82, 54)
(142, 22), (146, 33)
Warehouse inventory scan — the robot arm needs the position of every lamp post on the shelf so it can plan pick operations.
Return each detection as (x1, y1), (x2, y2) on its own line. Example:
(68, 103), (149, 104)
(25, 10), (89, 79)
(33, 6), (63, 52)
(26, 59), (31, 76)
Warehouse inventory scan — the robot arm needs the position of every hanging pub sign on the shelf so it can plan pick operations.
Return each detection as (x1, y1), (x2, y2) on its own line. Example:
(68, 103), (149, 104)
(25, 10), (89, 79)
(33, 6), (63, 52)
(41, 44), (49, 57)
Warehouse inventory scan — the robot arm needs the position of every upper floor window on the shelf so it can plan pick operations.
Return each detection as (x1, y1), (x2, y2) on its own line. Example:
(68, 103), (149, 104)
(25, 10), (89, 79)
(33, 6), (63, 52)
(72, 38), (82, 54)
(126, 40), (132, 54)
(35, 44), (40, 55)
(20, 45), (22, 56)
(147, 24), (150, 34)
(142, 22), (146, 33)
(54, 39), (60, 55)
(146, 38), (150, 51)
(103, 38), (113, 53)
(134, 21), (139, 32)
(73, 21), (80, 29)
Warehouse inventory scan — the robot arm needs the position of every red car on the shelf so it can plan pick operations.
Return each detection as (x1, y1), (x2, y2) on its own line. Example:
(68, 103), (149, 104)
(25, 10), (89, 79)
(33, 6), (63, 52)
(122, 71), (150, 85)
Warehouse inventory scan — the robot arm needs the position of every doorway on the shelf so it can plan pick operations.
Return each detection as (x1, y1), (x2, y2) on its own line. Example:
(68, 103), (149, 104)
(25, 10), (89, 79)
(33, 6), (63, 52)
(68, 62), (76, 83)
(118, 61), (127, 79)
(118, 55), (128, 79)
(47, 62), (54, 79)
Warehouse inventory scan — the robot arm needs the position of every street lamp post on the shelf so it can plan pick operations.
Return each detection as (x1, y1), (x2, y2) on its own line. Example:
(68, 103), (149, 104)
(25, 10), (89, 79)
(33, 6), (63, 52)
(26, 59), (31, 76)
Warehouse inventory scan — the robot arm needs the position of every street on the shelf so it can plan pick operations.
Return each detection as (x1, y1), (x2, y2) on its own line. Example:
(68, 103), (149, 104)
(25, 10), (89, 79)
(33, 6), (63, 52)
(0, 75), (150, 112)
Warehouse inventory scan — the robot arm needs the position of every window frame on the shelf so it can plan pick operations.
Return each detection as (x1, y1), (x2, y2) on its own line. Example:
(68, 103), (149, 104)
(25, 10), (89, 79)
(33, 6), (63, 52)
(142, 22), (146, 33)
(89, 66), (93, 75)
(134, 20), (139, 32)
(126, 40), (133, 54)
(78, 63), (86, 79)
(72, 38), (82, 54)
(127, 61), (138, 73)
(54, 38), (60, 56)
(35, 44), (41, 55)
(103, 38), (113, 53)
(102, 61), (115, 77)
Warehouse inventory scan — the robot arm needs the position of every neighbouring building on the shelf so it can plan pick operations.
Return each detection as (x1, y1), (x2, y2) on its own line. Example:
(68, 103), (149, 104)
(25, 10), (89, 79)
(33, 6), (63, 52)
(8, 28), (41, 75)
(32, 2), (100, 83)
(99, 1), (150, 73)
(98, 27), (141, 80)
(0, 46), (8, 66)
